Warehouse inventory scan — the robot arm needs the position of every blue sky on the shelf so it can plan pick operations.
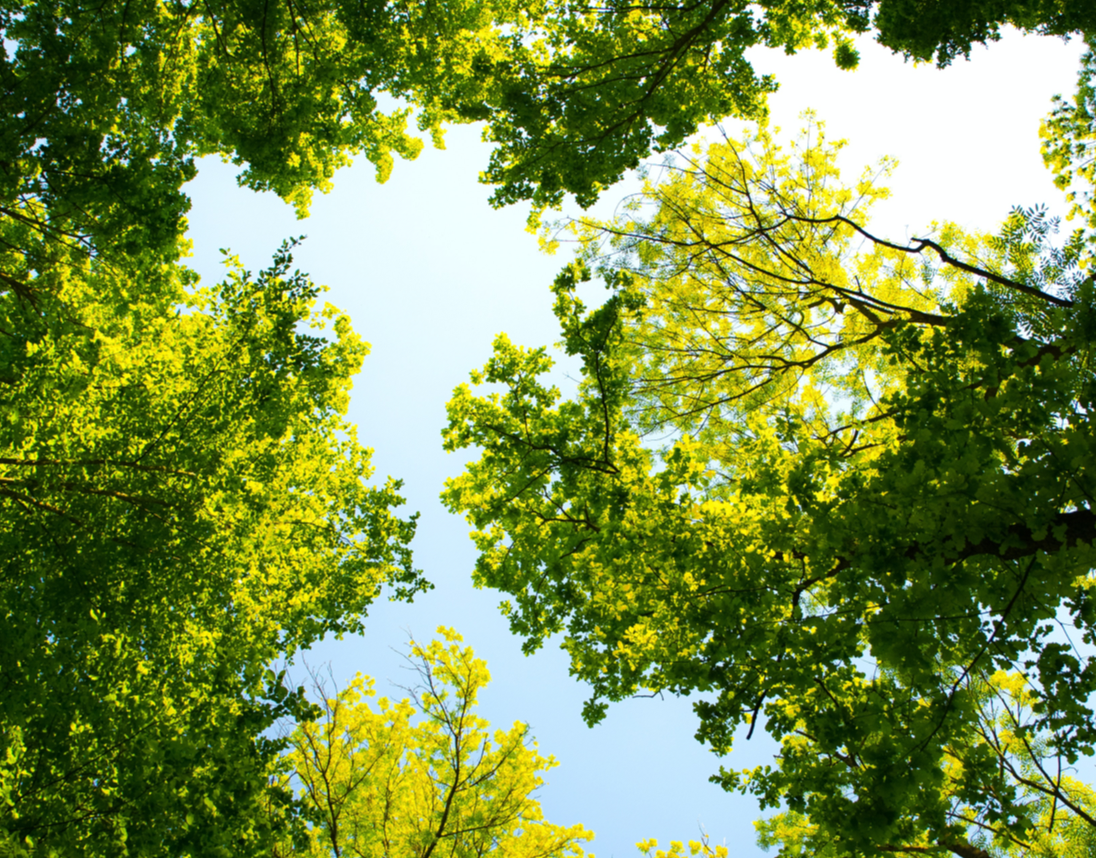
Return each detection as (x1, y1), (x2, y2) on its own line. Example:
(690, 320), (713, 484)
(183, 29), (1087, 858)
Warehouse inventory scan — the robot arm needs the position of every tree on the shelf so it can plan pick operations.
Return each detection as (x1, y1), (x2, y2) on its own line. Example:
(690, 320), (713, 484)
(0, 0), (854, 278)
(280, 628), (593, 858)
(441, 118), (1096, 857)
(4, 0), (1091, 285)
(0, 240), (423, 855)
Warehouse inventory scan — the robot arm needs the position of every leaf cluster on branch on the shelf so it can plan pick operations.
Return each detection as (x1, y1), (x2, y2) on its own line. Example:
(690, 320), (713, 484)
(280, 629), (593, 858)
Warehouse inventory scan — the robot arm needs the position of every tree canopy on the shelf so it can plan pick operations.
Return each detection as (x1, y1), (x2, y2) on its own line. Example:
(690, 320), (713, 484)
(282, 629), (592, 858)
(442, 115), (1096, 857)
(3, 0), (1091, 283)
(4, 0), (1096, 855)
(0, 241), (422, 854)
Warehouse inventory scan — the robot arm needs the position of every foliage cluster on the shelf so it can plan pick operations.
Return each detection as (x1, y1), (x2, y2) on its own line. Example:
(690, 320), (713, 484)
(281, 629), (592, 858)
